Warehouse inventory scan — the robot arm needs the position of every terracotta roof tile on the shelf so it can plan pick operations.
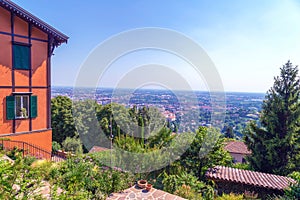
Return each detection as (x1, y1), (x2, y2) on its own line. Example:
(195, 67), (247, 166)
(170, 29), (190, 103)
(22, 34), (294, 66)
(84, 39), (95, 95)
(206, 166), (296, 191)
(224, 141), (251, 155)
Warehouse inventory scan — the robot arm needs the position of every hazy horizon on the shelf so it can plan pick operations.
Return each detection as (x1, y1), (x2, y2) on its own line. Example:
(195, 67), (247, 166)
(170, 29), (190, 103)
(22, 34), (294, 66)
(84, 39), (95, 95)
(52, 85), (267, 95)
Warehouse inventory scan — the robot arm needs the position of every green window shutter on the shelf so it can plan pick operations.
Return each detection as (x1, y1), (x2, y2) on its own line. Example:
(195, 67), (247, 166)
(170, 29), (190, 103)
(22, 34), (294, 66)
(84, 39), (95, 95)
(30, 96), (37, 118)
(13, 45), (30, 70)
(6, 96), (15, 120)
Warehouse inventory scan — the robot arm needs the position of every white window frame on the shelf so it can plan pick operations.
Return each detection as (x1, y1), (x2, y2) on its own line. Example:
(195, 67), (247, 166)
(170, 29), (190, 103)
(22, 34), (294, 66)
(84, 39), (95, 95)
(15, 95), (29, 119)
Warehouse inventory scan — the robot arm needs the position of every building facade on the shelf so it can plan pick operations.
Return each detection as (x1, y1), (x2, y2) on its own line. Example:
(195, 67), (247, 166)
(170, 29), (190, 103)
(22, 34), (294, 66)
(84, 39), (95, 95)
(0, 0), (68, 152)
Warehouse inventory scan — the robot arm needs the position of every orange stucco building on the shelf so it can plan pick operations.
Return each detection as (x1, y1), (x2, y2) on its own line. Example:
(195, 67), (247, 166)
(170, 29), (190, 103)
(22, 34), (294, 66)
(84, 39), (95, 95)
(0, 0), (68, 152)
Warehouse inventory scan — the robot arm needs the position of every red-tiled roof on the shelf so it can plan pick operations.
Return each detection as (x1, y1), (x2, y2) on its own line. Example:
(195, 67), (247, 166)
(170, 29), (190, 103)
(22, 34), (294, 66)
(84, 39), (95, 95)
(89, 146), (110, 153)
(206, 166), (296, 191)
(0, 0), (68, 46)
(224, 141), (251, 155)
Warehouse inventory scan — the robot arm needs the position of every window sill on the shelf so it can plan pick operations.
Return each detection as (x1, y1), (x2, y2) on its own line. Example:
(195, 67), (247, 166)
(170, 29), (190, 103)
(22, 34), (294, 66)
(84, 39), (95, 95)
(15, 117), (29, 120)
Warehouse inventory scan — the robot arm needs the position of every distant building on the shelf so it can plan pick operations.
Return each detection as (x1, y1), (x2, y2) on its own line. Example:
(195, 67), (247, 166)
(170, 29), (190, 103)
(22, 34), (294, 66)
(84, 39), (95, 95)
(163, 110), (176, 121)
(0, 0), (68, 153)
(89, 146), (110, 153)
(224, 141), (251, 163)
(206, 166), (296, 198)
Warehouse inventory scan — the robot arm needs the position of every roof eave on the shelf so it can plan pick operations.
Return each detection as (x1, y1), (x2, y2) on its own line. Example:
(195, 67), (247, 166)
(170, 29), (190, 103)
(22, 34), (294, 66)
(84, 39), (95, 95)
(0, 0), (69, 45)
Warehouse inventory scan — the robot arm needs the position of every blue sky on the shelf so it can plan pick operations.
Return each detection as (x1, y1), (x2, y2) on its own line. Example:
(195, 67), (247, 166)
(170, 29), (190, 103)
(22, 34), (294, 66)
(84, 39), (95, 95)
(14, 0), (300, 93)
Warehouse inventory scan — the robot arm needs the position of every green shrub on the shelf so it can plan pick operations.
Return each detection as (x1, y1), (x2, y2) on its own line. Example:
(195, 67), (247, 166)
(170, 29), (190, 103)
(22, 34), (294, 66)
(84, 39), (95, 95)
(22, 155), (37, 167)
(50, 155), (135, 199)
(231, 162), (251, 170)
(62, 137), (83, 154)
(162, 171), (214, 200)
(6, 147), (22, 160)
(52, 141), (61, 152)
(0, 153), (43, 199)
(284, 171), (300, 199)
(174, 184), (203, 200)
(215, 193), (244, 200)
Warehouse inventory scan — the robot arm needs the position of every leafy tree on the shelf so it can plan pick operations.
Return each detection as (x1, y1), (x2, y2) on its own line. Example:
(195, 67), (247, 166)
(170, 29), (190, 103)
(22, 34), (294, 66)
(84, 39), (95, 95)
(62, 137), (83, 154)
(147, 126), (175, 149)
(73, 99), (104, 152)
(97, 103), (132, 138)
(129, 106), (166, 138)
(179, 127), (232, 179)
(244, 61), (300, 175)
(51, 96), (77, 144)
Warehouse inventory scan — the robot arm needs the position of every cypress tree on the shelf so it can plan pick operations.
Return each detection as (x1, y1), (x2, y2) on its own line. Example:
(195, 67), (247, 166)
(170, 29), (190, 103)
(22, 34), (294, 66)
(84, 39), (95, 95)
(244, 61), (300, 175)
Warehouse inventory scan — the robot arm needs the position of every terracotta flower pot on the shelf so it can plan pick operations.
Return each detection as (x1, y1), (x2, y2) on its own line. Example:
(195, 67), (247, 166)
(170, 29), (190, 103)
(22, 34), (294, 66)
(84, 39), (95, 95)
(146, 183), (152, 191)
(137, 180), (147, 189)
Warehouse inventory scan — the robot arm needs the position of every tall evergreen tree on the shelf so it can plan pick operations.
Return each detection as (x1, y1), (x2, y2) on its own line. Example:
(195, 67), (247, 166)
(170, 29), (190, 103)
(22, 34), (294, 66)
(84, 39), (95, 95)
(244, 61), (300, 175)
(224, 125), (234, 138)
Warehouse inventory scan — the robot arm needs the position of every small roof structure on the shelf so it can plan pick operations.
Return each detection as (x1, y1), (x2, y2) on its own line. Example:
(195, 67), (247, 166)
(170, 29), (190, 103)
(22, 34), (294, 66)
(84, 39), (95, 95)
(224, 141), (251, 155)
(89, 146), (110, 153)
(206, 166), (296, 191)
(0, 0), (68, 46)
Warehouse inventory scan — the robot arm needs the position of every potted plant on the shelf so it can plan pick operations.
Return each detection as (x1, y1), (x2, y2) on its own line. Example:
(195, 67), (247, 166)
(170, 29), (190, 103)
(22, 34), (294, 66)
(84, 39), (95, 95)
(146, 183), (152, 191)
(20, 108), (28, 118)
(137, 180), (147, 189)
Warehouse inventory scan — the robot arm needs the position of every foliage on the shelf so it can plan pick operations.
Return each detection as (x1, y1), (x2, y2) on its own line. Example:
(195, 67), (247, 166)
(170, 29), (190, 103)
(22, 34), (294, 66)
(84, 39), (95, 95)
(51, 96), (77, 144)
(52, 141), (61, 152)
(174, 184), (203, 200)
(288, 171), (300, 180)
(110, 125), (176, 173)
(230, 162), (252, 170)
(244, 61), (300, 175)
(215, 193), (244, 200)
(179, 127), (232, 178)
(162, 171), (214, 200)
(0, 152), (43, 199)
(284, 171), (300, 199)
(97, 103), (131, 138)
(224, 126), (234, 139)
(147, 126), (175, 148)
(62, 137), (83, 154)
(243, 190), (258, 199)
(128, 106), (166, 138)
(6, 147), (23, 160)
(73, 99), (103, 152)
(1, 149), (137, 199)
(51, 154), (135, 199)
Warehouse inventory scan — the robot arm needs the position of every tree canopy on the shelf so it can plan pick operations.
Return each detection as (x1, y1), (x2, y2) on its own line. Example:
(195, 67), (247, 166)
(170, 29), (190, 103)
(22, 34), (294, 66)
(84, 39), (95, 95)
(51, 96), (77, 144)
(244, 61), (300, 175)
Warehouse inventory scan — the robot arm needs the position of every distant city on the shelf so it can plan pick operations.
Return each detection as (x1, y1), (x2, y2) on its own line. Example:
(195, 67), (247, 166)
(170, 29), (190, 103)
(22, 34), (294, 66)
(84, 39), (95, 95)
(52, 86), (265, 138)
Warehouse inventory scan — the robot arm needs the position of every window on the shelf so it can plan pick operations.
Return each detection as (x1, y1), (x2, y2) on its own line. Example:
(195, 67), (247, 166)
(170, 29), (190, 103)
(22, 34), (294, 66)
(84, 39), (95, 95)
(15, 95), (29, 118)
(6, 95), (37, 120)
(13, 43), (30, 70)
